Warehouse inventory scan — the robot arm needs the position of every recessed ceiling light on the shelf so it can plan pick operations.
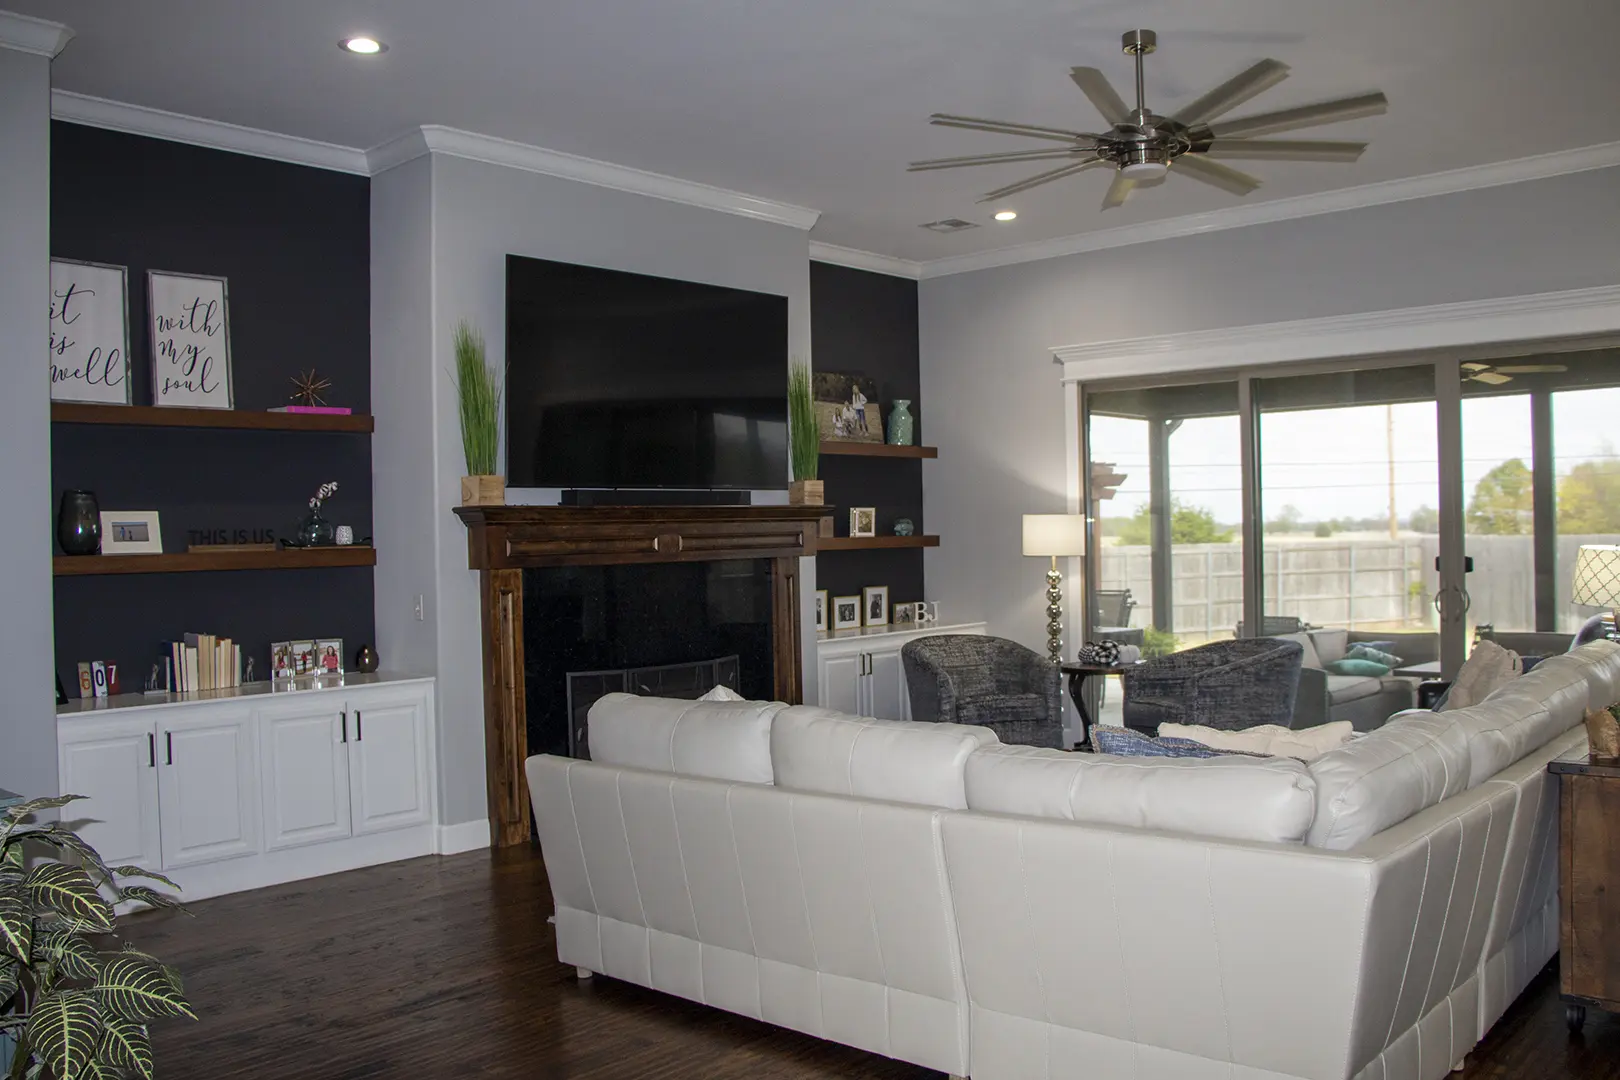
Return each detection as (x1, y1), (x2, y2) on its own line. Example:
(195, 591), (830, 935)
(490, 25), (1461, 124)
(993, 210), (1017, 222)
(340, 37), (387, 55)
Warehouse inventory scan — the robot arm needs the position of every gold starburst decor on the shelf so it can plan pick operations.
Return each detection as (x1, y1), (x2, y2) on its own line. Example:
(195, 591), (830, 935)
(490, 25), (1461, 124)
(289, 368), (332, 407)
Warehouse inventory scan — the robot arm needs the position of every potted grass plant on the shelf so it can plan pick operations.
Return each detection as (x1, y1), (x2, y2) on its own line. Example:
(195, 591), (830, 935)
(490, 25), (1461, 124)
(788, 360), (822, 506)
(0, 794), (193, 1080)
(454, 320), (505, 506)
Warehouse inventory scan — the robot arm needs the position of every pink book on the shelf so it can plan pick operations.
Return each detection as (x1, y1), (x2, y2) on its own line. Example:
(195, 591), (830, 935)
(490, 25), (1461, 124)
(268, 406), (353, 415)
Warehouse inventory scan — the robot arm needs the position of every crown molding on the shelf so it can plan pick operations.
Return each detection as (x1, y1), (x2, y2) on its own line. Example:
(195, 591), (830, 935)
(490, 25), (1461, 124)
(808, 241), (922, 279)
(0, 11), (72, 57)
(1051, 284), (1620, 382)
(922, 141), (1620, 281)
(51, 90), (370, 174)
(364, 128), (430, 175)
(411, 125), (821, 231)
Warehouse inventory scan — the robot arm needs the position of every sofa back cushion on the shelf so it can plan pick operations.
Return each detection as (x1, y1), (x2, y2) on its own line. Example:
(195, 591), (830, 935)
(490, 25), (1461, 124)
(1305, 710), (1470, 849)
(1448, 651), (1592, 784)
(771, 706), (997, 809)
(963, 742), (1317, 844)
(586, 693), (783, 784)
(1275, 632), (1322, 669)
(1307, 628), (1350, 665)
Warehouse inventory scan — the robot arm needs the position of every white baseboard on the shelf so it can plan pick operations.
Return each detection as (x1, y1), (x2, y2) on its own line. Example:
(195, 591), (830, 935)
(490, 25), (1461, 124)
(436, 819), (491, 855)
(164, 826), (435, 903)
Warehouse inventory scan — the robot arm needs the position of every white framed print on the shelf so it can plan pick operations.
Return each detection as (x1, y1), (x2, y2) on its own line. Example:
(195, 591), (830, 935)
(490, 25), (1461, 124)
(148, 270), (233, 409)
(833, 595), (861, 631)
(50, 259), (132, 404)
(100, 510), (163, 554)
(863, 585), (889, 627)
(814, 589), (829, 633)
(892, 603), (916, 628)
(850, 507), (876, 538)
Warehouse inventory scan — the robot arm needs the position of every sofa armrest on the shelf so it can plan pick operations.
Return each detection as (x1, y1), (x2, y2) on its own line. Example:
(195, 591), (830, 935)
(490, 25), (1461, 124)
(1291, 667), (1332, 730)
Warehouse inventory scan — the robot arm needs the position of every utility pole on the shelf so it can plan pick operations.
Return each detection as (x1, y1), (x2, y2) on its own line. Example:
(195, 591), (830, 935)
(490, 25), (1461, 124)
(1387, 404), (1399, 539)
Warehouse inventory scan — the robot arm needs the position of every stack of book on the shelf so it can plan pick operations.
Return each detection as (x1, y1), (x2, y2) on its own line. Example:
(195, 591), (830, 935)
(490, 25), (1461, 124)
(168, 633), (242, 693)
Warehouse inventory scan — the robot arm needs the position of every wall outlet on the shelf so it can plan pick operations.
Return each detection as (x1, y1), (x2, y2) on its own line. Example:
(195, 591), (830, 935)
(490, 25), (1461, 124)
(414, 594), (424, 621)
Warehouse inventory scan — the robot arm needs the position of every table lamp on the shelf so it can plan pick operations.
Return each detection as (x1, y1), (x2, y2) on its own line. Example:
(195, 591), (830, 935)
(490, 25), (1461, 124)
(1572, 544), (1620, 634)
(1022, 514), (1087, 663)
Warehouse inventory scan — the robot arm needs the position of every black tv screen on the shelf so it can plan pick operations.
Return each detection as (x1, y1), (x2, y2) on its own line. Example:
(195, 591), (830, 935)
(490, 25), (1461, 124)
(505, 255), (789, 490)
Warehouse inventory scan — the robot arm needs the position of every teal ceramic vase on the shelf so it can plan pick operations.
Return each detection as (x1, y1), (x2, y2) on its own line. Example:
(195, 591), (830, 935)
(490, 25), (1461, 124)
(886, 400), (915, 446)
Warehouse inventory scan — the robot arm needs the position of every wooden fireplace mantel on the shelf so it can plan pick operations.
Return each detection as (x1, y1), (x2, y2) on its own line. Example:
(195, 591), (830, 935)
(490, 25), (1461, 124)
(454, 503), (825, 847)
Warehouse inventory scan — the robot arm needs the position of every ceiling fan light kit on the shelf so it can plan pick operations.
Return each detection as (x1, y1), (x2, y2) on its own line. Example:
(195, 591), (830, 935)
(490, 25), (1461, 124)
(910, 28), (1387, 212)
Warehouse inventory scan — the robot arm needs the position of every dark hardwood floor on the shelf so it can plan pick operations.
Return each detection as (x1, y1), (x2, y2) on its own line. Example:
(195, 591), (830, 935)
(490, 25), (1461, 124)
(124, 847), (1619, 1079)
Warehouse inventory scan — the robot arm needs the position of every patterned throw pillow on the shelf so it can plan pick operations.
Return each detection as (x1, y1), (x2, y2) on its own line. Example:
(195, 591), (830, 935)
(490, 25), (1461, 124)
(1346, 644), (1404, 667)
(1327, 658), (1393, 677)
(1092, 727), (1266, 759)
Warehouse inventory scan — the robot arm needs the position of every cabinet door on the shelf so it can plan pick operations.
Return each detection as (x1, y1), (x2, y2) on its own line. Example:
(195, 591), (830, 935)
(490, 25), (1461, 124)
(58, 719), (161, 872)
(819, 652), (864, 716)
(258, 701), (351, 851)
(158, 710), (259, 868)
(348, 692), (431, 835)
(865, 648), (907, 721)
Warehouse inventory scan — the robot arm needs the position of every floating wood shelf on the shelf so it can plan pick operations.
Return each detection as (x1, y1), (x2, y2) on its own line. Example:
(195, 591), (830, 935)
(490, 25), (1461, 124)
(51, 403), (374, 434)
(817, 535), (940, 551)
(819, 441), (937, 459)
(54, 547), (377, 576)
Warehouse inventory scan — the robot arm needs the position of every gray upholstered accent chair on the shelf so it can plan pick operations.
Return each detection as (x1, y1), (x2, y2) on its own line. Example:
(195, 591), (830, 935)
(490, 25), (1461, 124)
(901, 635), (1064, 748)
(1121, 638), (1304, 734)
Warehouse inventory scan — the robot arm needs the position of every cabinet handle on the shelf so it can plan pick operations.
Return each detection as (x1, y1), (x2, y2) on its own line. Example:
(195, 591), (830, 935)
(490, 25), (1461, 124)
(147, 732), (155, 768)
(341, 711), (348, 743)
(355, 711), (363, 741)
(164, 731), (173, 766)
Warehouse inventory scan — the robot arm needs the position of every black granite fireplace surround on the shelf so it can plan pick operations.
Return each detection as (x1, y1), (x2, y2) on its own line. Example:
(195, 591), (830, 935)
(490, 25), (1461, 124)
(521, 559), (773, 758)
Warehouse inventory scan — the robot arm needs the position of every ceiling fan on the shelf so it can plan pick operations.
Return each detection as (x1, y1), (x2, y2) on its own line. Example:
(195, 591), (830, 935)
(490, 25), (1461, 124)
(1462, 362), (1569, 386)
(909, 29), (1388, 210)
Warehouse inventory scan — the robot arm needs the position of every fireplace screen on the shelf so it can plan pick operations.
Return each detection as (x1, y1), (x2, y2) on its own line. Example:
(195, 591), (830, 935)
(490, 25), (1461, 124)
(564, 655), (742, 758)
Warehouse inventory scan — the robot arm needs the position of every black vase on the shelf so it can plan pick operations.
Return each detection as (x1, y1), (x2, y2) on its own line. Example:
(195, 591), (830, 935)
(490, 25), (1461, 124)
(57, 490), (101, 555)
(354, 644), (379, 674)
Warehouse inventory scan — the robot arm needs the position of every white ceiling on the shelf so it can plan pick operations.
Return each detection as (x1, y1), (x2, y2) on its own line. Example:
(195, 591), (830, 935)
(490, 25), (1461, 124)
(18, 0), (1620, 263)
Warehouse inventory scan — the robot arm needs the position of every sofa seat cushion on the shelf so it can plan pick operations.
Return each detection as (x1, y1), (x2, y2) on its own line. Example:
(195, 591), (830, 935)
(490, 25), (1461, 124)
(771, 706), (997, 809)
(955, 692), (1047, 725)
(1305, 710), (1470, 849)
(586, 693), (785, 784)
(1325, 674), (1382, 705)
(964, 742), (1317, 844)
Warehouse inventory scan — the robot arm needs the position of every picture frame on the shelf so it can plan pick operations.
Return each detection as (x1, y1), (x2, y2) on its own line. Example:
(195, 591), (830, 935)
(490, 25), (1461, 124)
(271, 641), (297, 680)
(814, 589), (829, 633)
(50, 258), (132, 404)
(863, 585), (889, 627)
(314, 638), (345, 677)
(892, 603), (916, 628)
(850, 507), (876, 538)
(99, 510), (162, 554)
(290, 640), (316, 676)
(812, 372), (883, 444)
(148, 270), (234, 409)
(833, 595), (862, 631)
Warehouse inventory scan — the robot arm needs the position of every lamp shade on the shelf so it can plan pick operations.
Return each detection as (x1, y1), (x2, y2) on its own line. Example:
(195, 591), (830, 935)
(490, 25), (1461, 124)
(1572, 544), (1620, 607)
(1022, 513), (1087, 557)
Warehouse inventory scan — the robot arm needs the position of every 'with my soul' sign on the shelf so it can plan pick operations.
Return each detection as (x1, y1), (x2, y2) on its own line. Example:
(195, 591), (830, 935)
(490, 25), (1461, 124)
(148, 270), (234, 409)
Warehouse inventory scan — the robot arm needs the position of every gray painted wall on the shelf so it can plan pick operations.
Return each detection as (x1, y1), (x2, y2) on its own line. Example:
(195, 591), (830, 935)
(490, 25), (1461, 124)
(0, 48), (55, 796)
(372, 152), (812, 827)
(918, 166), (1620, 659)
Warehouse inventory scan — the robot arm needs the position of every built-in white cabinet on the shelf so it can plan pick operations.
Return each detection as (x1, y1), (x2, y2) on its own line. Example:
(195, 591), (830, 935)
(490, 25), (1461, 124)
(815, 623), (987, 720)
(57, 675), (437, 902)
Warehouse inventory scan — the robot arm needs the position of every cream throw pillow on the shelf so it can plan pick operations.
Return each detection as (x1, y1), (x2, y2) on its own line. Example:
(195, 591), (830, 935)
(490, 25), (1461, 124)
(1439, 640), (1521, 711)
(698, 684), (746, 702)
(1157, 720), (1355, 761)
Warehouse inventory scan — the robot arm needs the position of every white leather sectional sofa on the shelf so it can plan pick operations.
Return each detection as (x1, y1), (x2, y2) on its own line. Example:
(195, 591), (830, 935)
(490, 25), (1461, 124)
(525, 641), (1620, 1080)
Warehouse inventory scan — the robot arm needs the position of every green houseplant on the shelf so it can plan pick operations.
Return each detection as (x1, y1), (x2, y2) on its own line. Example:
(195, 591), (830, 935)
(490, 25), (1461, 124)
(454, 320), (505, 506)
(0, 794), (192, 1080)
(787, 360), (821, 506)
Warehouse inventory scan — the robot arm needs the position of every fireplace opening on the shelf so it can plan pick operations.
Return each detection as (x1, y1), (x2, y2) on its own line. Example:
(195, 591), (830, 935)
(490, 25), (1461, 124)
(522, 559), (772, 758)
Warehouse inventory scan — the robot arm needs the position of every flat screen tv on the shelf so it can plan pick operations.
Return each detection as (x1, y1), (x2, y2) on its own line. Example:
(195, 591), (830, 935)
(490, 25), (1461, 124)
(505, 254), (789, 490)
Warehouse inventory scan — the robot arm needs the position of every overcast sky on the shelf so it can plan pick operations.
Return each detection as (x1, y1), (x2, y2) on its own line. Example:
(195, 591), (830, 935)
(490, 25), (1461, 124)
(1092, 386), (1620, 524)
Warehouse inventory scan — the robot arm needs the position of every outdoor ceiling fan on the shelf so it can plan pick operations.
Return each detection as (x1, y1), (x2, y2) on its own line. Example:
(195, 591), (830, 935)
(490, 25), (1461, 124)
(1462, 362), (1569, 386)
(909, 29), (1388, 210)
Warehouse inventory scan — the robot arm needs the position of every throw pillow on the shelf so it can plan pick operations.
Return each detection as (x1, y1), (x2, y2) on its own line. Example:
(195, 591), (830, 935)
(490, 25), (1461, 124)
(698, 684), (746, 702)
(1158, 720), (1354, 762)
(1327, 658), (1393, 677)
(1092, 727), (1266, 760)
(1346, 644), (1404, 667)
(1439, 639), (1521, 711)
(1356, 639), (1397, 652)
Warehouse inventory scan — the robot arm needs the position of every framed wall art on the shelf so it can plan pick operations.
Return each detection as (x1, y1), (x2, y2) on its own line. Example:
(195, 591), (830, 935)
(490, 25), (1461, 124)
(833, 595), (861, 631)
(863, 585), (889, 627)
(148, 270), (234, 409)
(50, 259), (132, 404)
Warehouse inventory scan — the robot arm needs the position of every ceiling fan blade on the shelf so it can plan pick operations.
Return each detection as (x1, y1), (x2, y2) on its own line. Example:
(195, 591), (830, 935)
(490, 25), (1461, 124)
(1494, 365), (1569, 374)
(1172, 154), (1261, 197)
(1100, 171), (1135, 211)
(976, 158), (1107, 202)
(1171, 59), (1291, 127)
(1460, 362), (1492, 372)
(930, 113), (1099, 144)
(909, 148), (1093, 171)
(1200, 138), (1367, 163)
(1207, 91), (1388, 139)
(1069, 67), (1131, 126)
(1469, 371), (1514, 386)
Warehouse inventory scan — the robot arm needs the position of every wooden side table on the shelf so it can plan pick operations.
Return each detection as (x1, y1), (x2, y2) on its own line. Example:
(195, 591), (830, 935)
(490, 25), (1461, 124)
(1549, 747), (1620, 1032)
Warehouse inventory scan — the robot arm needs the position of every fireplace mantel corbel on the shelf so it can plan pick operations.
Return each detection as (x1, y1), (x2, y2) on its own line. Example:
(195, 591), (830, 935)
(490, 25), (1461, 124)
(453, 503), (825, 847)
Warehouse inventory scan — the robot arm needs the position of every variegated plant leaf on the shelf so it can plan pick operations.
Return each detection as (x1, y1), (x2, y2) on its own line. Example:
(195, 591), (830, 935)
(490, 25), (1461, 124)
(113, 945), (184, 994)
(33, 825), (116, 886)
(0, 955), (19, 1006)
(38, 928), (101, 981)
(96, 954), (195, 1021)
(108, 865), (179, 891)
(116, 887), (187, 915)
(97, 1014), (154, 1080)
(0, 871), (31, 962)
(0, 794), (85, 835)
(25, 988), (102, 1080)
(26, 863), (114, 933)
